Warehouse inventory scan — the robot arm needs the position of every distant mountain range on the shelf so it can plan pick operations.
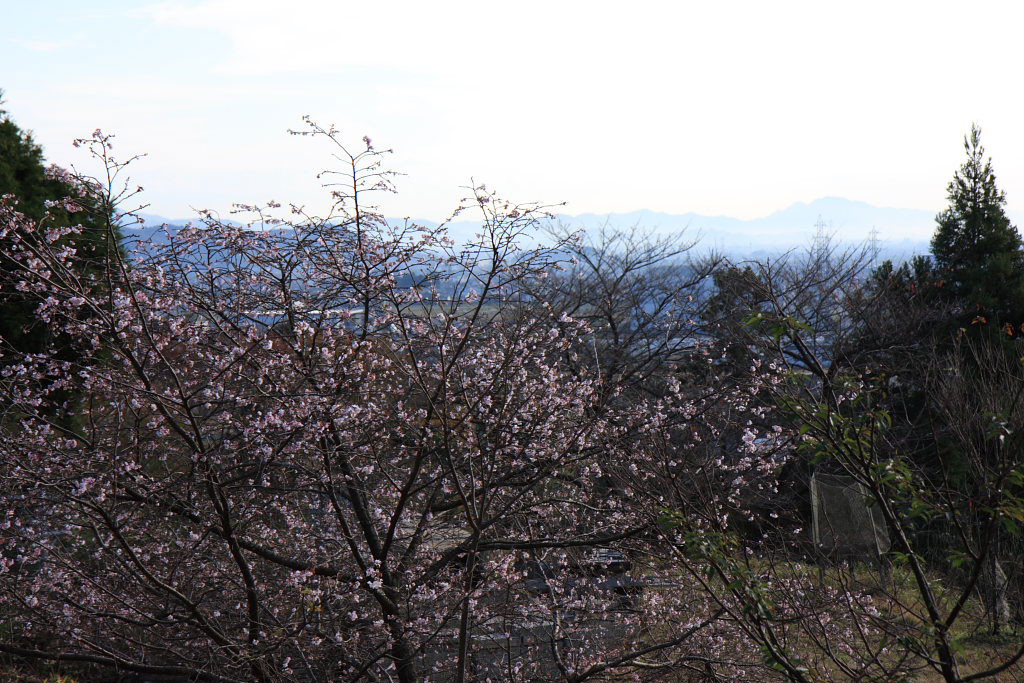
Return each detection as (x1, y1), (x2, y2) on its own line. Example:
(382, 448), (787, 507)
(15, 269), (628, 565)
(133, 197), (1024, 261)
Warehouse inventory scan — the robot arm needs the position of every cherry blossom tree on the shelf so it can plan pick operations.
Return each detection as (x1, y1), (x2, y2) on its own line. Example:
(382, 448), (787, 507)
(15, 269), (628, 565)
(0, 125), (792, 682)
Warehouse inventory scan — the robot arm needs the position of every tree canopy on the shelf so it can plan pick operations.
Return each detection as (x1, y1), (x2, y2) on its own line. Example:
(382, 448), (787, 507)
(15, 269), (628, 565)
(931, 124), (1024, 321)
(0, 92), (122, 358)
(4, 112), (1024, 682)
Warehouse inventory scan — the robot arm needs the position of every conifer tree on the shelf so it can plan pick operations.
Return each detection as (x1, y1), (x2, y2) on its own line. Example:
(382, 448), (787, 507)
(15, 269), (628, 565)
(931, 124), (1024, 320)
(0, 91), (121, 356)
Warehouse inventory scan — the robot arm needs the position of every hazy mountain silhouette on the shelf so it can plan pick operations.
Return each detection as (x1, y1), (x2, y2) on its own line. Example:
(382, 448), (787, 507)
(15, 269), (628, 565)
(127, 197), (1001, 260)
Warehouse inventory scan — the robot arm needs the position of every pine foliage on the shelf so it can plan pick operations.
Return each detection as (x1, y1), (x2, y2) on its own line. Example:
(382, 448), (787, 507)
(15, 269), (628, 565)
(931, 124), (1024, 319)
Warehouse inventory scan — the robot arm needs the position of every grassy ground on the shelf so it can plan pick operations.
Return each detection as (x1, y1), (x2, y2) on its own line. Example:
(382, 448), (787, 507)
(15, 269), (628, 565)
(635, 554), (1024, 681)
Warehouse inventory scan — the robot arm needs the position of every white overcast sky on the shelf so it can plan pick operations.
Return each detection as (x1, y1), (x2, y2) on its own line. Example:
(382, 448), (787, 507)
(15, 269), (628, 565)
(4, 0), (1024, 229)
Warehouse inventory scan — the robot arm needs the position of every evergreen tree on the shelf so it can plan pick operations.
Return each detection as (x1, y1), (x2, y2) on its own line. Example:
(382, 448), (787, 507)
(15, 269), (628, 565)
(0, 91), (122, 356)
(1, 96), (67, 218)
(1, 92), (125, 426)
(931, 124), (1024, 321)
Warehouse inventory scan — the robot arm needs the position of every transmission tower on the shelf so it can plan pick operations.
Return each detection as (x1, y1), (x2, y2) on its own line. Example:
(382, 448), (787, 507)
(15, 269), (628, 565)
(812, 214), (829, 256)
(867, 226), (881, 261)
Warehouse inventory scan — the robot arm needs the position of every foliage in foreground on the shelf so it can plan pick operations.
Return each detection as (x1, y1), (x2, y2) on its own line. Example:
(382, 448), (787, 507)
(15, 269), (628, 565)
(2, 118), (1024, 682)
(0, 126), (789, 681)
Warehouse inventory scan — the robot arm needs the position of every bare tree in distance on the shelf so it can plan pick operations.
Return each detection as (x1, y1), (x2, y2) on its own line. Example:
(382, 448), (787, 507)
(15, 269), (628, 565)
(528, 221), (722, 400)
